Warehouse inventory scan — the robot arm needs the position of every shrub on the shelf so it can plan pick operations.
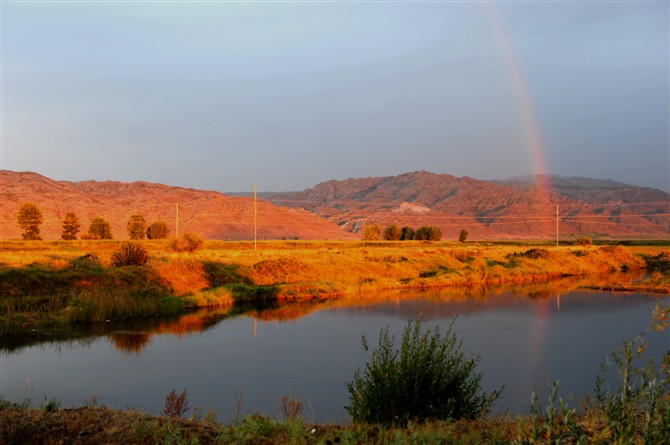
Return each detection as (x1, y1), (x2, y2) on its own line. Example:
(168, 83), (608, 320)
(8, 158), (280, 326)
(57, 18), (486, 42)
(362, 224), (381, 241)
(127, 213), (147, 240)
(111, 242), (150, 267)
(169, 232), (204, 253)
(146, 221), (170, 240)
(346, 320), (502, 426)
(383, 224), (402, 241)
(61, 212), (81, 240)
(577, 236), (593, 246)
(17, 202), (43, 240)
(88, 216), (113, 240)
(459, 229), (469, 243)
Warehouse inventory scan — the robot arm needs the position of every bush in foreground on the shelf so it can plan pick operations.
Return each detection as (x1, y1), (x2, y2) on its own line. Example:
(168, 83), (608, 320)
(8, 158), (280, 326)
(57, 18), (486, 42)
(111, 242), (150, 267)
(346, 320), (502, 426)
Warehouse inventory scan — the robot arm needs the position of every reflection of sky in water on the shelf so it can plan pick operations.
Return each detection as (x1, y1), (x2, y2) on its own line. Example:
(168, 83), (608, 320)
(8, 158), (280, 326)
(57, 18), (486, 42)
(1, 289), (668, 422)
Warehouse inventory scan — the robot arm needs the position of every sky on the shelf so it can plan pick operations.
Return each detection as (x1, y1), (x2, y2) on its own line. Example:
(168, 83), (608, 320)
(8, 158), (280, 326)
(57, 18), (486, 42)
(2, 1), (668, 192)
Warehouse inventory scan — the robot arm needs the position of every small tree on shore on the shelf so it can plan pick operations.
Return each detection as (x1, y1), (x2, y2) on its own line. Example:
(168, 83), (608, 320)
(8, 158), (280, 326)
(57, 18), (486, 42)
(383, 224), (402, 241)
(146, 221), (170, 240)
(363, 224), (381, 241)
(88, 216), (113, 240)
(127, 214), (147, 240)
(61, 212), (81, 240)
(459, 229), (469, 243)
(17, 202), (43, 240)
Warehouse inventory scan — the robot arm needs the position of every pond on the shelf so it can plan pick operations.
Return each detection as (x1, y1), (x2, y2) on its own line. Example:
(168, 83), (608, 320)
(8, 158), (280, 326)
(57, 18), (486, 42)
(1, 276), (668, 422)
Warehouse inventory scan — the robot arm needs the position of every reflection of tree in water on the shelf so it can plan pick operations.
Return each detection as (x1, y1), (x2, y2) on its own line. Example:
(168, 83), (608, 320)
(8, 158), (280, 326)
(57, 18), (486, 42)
(106, 308), (234, 354)
(109, 331), (152, 355)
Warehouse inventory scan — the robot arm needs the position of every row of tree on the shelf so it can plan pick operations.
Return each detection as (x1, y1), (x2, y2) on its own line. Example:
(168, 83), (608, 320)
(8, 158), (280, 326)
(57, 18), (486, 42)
(363, 224), (469, 242)
(363, 224), (444, 241)
(16, 203), (170, 241)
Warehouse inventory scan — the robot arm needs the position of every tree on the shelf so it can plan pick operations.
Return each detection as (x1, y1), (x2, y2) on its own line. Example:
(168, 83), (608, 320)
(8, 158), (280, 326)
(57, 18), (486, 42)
(61, 212), (81, 240)
(362, 224), (381, 241)
(88, 216), (113, 240)
(146, 221), (170, 240)
(383, 224), (402, 241)
(416, 226), (442, 241)
(459, 229), (469, 243)
(127, 214), (146, 240)
(400, 226), (415, 241)
(17, 202), (43, 240)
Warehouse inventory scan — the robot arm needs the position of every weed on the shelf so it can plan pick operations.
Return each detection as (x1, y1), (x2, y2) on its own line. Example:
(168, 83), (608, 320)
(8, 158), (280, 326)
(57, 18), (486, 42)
(0, 396), (30, 410)
(277, 394), (303, 421)
(39, 396), (61, 412)
(163, 389), (190, 418)
(592, 303), (670, 443)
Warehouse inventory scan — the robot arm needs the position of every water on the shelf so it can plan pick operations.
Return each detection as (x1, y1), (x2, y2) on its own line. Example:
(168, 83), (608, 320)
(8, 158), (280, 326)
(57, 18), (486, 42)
(1, 281), (668, 422)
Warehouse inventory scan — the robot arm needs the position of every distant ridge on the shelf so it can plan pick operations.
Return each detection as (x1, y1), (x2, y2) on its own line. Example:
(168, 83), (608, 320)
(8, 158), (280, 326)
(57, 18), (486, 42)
(0, 170), (355, 241)
(263, 171), (670, 239)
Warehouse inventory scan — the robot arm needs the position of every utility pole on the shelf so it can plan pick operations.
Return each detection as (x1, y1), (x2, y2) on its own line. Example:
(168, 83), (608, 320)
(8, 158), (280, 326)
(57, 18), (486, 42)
(176, 203), (179, 238)
(254, 184), (257, 250)
(555, 204), (559, 247)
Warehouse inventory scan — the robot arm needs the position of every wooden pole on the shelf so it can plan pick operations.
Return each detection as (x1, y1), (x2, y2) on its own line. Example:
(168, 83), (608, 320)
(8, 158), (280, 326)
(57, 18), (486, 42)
(254, 184), (257, 250)
(176, 203), (179, 238)
(555, 204), (559, 247)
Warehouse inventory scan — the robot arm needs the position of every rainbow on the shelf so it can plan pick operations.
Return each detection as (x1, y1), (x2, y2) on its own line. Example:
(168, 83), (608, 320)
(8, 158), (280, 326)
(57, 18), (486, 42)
(483, 2), (556, 236)
(483, 3), (553, 196)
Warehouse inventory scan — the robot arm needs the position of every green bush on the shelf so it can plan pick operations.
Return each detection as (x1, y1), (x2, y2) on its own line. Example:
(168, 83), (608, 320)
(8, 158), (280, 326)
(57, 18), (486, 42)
(346, 320), (502, 426)
(169, 232), (204, 253)
(111, 242), (150, 267)
(459, 229), (469, 243)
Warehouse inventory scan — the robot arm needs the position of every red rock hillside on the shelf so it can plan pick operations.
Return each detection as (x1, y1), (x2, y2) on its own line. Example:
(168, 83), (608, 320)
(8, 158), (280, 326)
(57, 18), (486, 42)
(0, 171), (356, 241)
(263, 171), (670, 240)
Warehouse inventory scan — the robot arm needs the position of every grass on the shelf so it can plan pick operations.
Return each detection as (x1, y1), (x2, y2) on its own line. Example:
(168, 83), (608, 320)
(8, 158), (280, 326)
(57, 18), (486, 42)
(1, 240), (668, 337)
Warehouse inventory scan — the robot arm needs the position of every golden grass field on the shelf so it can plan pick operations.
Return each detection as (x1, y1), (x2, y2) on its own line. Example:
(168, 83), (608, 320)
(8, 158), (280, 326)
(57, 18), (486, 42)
(1, 238), (668, 337)
(2, 238), (668, 295)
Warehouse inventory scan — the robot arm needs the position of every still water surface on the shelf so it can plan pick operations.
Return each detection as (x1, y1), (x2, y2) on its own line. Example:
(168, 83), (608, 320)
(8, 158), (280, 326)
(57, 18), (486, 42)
(1, 282), (668, 422)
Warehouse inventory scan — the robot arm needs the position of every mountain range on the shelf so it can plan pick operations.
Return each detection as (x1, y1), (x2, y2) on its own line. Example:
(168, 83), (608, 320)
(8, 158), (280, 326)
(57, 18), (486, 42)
(1, 170), (668, 241)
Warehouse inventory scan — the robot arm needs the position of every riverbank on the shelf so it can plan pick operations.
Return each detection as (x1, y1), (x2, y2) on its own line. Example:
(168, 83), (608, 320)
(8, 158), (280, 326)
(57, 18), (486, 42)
(1, 240), (668, 336)
(0, 400), (663, 445)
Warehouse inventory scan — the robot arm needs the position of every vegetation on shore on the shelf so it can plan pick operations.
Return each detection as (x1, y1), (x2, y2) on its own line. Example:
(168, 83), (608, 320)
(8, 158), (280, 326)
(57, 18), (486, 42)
(1, 239), (668, 337)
